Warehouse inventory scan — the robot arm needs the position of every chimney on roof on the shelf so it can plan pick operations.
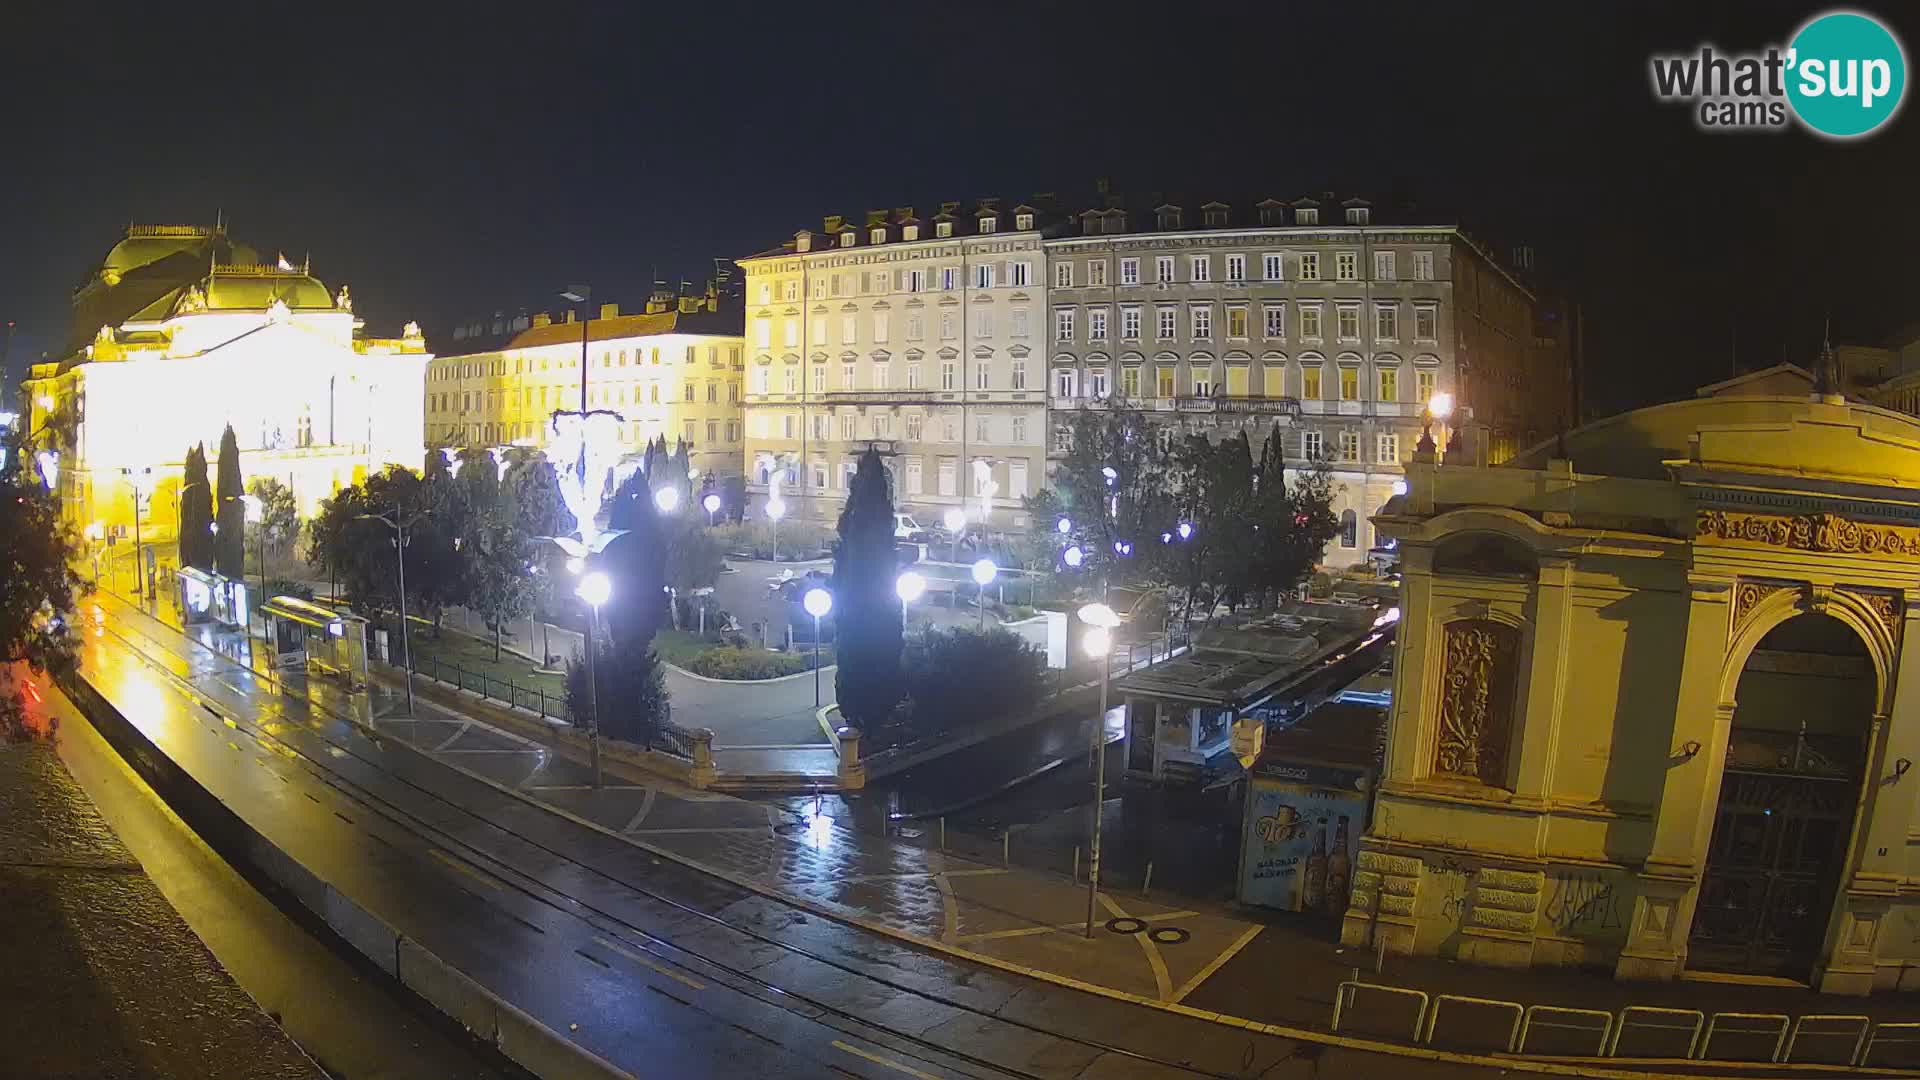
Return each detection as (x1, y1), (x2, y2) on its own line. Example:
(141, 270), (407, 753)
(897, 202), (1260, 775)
(532, 313), (552, 328)
(1032, 192), (1057, 211)
(939, 201), (960, 215)
(562, 310), (576, 324)
(823, 214), (843, 233)
(866, 209), (888, 227)
(599, 303), (619, 319)
(1096, 177), (1110, 195)
(893, 206), (914, 221)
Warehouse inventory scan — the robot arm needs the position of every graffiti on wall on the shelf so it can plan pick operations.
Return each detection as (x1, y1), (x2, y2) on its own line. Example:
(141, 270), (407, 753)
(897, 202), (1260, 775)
(1544, 869), (1625, 937)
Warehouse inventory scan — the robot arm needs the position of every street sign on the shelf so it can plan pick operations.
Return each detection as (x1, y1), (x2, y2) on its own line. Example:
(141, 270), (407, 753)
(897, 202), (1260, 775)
(1231, 715), (1265, 769)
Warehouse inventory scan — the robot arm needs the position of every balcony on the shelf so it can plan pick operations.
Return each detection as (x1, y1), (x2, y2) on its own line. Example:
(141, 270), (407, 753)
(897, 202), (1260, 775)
(1176, 394), (1304, 418)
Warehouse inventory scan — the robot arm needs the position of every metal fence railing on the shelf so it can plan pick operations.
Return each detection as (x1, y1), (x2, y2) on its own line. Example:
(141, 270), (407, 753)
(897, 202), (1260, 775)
(1329, 981), (1900, 1068)
(408, 653), (569, 723)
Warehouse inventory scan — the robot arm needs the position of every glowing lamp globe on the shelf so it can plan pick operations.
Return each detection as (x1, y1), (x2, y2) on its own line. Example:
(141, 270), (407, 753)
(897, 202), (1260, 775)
(576, 571), (612, 608)
(971, 558), (998, 586)
(1056, 517), (1072, 535)
(1063, 545), (1084, 568)
(653, 486), (680, 513)
(1177, 521), (1194, 540)
(1427, 391), (1454, 420)
(702, 493), (722, 515)
(766, 496), (787, 522)
(943, 508), (966, 532)
(1083, 626), (1112, 659)
(895, 571), (926, 604)
(1076, 602), (1121, 628)
(803, 587), (833, 619)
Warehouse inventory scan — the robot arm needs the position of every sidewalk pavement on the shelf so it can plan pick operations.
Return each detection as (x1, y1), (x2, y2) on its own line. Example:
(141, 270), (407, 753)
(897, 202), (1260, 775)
(0, 699), (323, 1080)
(95, 588), (1920, 1061)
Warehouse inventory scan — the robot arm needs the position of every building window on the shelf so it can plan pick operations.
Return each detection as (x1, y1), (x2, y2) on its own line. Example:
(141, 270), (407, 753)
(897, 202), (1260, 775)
(1413, 250), (1435, 281)
(1120, 306), (1141, 340)
(1346, 207), (1371, 226)
(1262, 253), (1283, 281)
(1011, 415), (1028, 443)
(976, 361), (991, 389)
(1088, 259), (1107, 286)
(1226, 254), (1246, 282)
(685, 382), (696, 402)
(873, 312), (890, 343)
(874, 414), (891, 438)
(1089, 308), (1108, 340)
(1190, 255), (1210, 283)
(1303, 430), (1324, 459)
(974, 264), (995, 289)
(1190, 305), (1212, 339)
(1302, 365), (1323, 399)
(1416, 369), (1437, 404)
(1054, 426), (1073, 453)
(1016, 212), (1034, 230)
(1336, 252), (1358, 281)
(754, 319), (772, 349)
(1009, 309), (1028, 338)
(975, 416), (991, 444)
(840, 362), (855, 389)
(907, 457), (923, 492)
(907, 362), (922, 389)
(874, 362), (890, 389)
(941, 266), (958, 290)
(1055, 368), (1078, 399)
(1011, 359), (1027, 389)
(1339, 430), (1360, 461)
(1192, 367), (1213, 397)
(1157, 367), (1176, 397)
(1121, 366), (1140, 397)
(1155, 256), (1175, 283)
(1120, 258), (1140, 286)
(1263, 304), (1286, 340)
(1375, 304), (1399, 342)
(979, 216), (997, 234)
(906, 413), (923, 441)
(1156, 306), (1176, 340)
(752, 367), (770, 395)
(907, 269), (925, 293)
(1339, 508), (1357, 547)
(906, 315), (924, 341)
(1299, 305), (1323, 340)
(939, 459), (957, 495)
(1378, 432), (1400, 463)
(1226, 306), (1249, 339)
(1054, 262), (1074, 288)
(1299, 253), (1320, 281)
(1055, 309), (1076, 342)
(1379, 367), (1399, 402)
(1011, 261), (1031, 287)
(1089, 368), (1110, 398)
(942, 362), (957, 390)
(936, 221), (953, 239)
(1339, 366), (1359, 400)
(841, 415), (857, 441)
(1374, 251), (1395, 280)
(1297, 207), (1320, 226)
(1414, 305), (1438, 342)
(940, 312), (956, 340)
(903, 225), (920, 242)
(811, 414), (827, 441)
(1336, 305), (1361, 342)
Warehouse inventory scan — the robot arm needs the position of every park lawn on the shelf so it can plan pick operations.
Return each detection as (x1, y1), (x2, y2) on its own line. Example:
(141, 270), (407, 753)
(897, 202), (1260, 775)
(409, 626), (567, 696)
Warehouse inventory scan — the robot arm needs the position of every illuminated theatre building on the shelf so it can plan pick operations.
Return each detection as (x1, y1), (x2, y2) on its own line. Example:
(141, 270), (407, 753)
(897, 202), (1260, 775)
(1343, 366), (1920, 993)
(22, 223), (429, 543)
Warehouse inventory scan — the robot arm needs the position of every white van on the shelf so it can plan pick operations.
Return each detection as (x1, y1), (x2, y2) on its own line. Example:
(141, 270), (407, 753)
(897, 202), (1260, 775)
(894, 513), (925, 539)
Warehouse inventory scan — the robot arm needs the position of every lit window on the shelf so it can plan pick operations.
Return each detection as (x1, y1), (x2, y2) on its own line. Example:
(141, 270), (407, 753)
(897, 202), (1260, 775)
(1299, 253), (1320, 281)
(1346, 206), (1371, 225)
(1336, 252), (1358, 281)
(1297, 207), (1320, 226)
(936, 221), (953, 238)
(1302, 365), (1323, 399)
(1016, 213), (1034, 230)
(1379, 367), (1399, 401)
(1227, 306), (1249, 339)
(978, 216), (997, 234)
(1339, 366), (1359, 400)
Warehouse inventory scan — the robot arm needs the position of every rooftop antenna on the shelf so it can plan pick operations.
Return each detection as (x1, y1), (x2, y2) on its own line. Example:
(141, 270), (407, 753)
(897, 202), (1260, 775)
(215, 207), (225, 233)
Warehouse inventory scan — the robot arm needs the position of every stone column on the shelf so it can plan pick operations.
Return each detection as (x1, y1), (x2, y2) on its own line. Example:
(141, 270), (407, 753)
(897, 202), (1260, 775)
(1616, 575), (1732, 982)
(1382, 543), (1437, 784)
(689, 727), (717, 789)
(1511, 554), (1574, 806)
(836, 725), (865, 790)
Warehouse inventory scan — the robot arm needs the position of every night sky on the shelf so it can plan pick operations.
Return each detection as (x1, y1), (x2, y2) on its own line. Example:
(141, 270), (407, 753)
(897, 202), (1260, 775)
(3, 1), (1916, 416)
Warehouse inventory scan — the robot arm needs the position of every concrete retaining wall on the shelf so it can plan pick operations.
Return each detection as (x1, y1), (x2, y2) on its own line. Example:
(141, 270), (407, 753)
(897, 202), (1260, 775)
(58, 667), (636, 1080)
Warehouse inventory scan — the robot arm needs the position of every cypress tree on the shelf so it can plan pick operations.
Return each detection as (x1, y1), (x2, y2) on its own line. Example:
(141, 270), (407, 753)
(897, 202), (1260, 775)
(833, 448), (903, 729)
(179, 444), (214, 571)
(214, 424), (245, 577)
(602, 468), (669, 649)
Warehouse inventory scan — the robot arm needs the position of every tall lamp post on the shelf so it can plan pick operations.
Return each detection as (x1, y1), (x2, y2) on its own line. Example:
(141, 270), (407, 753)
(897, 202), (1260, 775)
(356, 507), (428, 717)
(971, 558), (997, 630)
(803, 587), (831, 707)
(1078, 601), (1121, 936)
(766, 490), (786, 558)
(241, 494), (265, 624)
(576, 569), (612, 789)
(121, 466), (152, 602)
(83, 521), (104, 584)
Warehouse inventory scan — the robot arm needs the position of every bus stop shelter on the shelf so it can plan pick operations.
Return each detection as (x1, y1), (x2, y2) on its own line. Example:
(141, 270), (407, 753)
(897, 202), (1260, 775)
(259, 596), (369, 689)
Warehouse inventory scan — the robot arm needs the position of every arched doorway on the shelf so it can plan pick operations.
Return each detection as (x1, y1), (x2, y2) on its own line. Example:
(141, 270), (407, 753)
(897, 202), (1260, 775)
(1688, 612), (1875, 979)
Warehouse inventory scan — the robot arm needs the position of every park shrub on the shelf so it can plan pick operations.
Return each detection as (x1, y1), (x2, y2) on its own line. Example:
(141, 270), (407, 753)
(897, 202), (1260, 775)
(899, 626), (1046, 740)
(711, 520), (834, 561)
(682, 646), (811, 680)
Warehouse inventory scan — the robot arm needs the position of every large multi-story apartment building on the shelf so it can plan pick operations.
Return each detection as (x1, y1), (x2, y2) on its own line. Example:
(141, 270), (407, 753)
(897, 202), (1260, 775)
(736, 201), (1053, 528)
(740, 189), (1570, 565)
(426, 285), (746, 480)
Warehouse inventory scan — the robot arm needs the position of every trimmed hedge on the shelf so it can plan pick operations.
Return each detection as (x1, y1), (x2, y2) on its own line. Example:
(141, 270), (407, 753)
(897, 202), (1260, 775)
(681, 646), (811, 680)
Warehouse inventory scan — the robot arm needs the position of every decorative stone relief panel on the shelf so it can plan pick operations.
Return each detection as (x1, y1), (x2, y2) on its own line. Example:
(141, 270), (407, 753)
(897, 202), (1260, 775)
(1698, 509), (1920, 560)
(1733, 580), (1796, 632)
(1432, 619), (1520, 786)
(1839, 587), (1902, 646)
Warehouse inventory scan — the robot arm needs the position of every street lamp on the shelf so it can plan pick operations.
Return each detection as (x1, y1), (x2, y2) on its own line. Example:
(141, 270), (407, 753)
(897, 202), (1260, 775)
(83, 521), (103, 583)
(702, 491), (722, 525)
(1077, 601), (1121, 937)
(766, 491), (786, 560)
(1063, 545), (1084, 569)
(803, 586), (832, 707)
(896, 570), (925, 627)
(653, 486), (680, 514)
(943, 506), (966, 563)
(1177, 520), (1194, 541)
(356, 507), (429, 717)
(576, 569), (612, 788)
(1057, 517), (1073, 535)
(971, 558), (998, 630)
(121, 466), (152, 602)
(242, 493), (265, 629)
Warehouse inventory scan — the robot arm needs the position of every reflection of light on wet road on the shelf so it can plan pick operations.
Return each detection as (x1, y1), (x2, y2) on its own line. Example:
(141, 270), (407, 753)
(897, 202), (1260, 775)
(804, 797), (834, 850)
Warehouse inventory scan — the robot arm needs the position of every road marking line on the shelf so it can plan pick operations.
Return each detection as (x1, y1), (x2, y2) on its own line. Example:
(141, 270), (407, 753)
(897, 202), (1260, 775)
(428, 848), (503, 892)
(432, 721), (472, 752)
(1100, 894), (1172, 1001)
(1172, 923), (1263, 1004)
(824, 868), (1010, 885)
(830, 1040), (945, 1080)
(952, 909), (1202, 944)
(591, 936), (707, 990)
(623, 788), (658, 832)
(934, 873), (960, 942)
(438, 748), (542, 754)
(629, 826), (773, 835)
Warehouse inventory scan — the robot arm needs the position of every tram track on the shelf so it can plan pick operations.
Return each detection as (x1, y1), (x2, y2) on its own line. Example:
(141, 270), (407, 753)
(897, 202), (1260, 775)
(87, 598), (1267, 1079)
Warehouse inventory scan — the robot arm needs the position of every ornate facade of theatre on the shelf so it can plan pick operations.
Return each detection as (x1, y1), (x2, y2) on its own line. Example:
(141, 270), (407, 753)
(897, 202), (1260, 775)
(1344, 378), (1920, 993)
(22, 224), (429, 543)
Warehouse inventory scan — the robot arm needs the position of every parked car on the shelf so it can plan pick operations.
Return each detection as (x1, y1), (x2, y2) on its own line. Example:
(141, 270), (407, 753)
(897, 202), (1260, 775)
(894, 513), (928, 541)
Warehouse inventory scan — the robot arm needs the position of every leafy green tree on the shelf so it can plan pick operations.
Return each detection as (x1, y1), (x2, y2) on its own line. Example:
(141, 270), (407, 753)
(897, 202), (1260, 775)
(1254, 432), (1340, 599)
(1050, 403), (1178, 586)
(245, 476), (299, 571)
(469, 520), (536, 662)
(564, 636), (668, 746)
(832, 448), (904, 730)
(502, 452), (573, 539)
(214, 425), (245, 578)
(0, 426), (83, 740)
(179, 444), (214, 571)
(899, 626), (1046, 741)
